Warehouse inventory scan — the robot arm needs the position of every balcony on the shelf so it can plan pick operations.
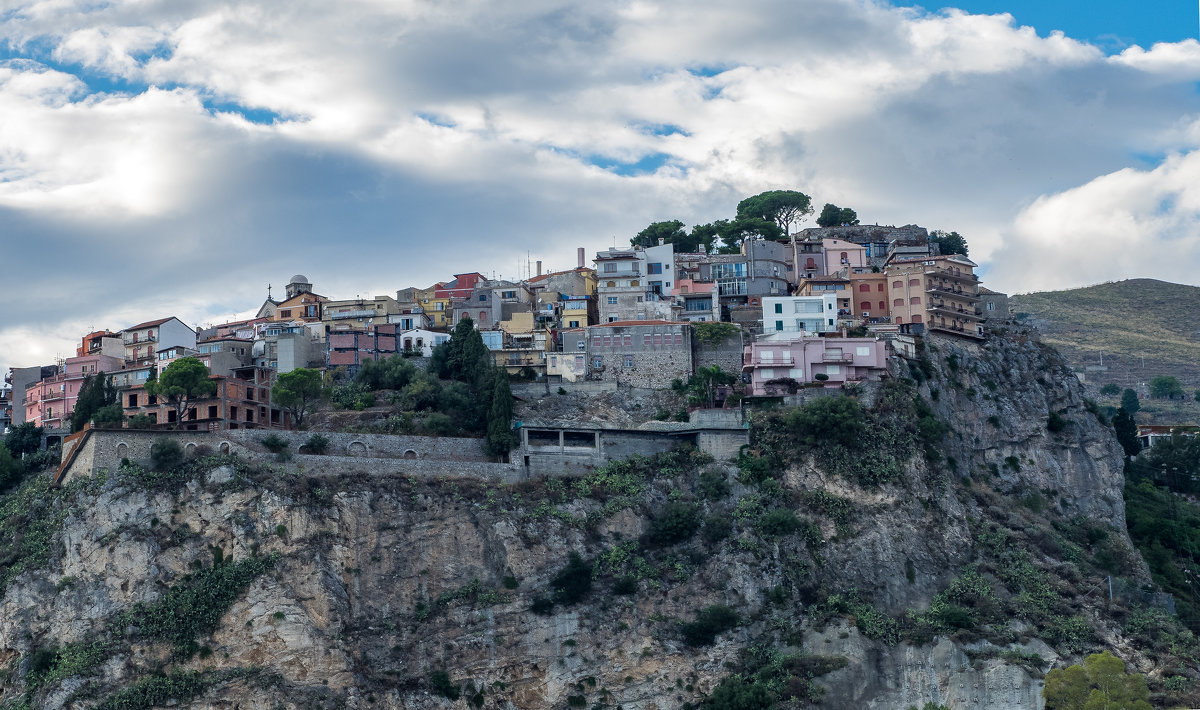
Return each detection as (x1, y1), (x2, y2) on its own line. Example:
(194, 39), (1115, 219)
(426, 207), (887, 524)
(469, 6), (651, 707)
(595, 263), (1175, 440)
(925, 284), (979, 301)
(123, 333), (157, 345)
(746, 356), (795, 366)
(330, 309), (377, 320)
(929, 303), (977, 317)
(925, 268), (978, 284)
(821, 352), (854, 363)
(929, 322), (984, 339)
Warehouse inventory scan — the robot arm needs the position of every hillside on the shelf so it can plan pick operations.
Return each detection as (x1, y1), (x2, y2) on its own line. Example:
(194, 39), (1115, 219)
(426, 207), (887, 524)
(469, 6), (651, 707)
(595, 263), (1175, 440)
(3, 327), (1197, 709)
(1011, 278), (1200, 423)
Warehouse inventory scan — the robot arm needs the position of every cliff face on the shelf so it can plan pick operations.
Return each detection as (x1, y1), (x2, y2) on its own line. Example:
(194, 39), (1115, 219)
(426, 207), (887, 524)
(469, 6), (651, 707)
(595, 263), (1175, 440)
(0, 327), (1161, 710)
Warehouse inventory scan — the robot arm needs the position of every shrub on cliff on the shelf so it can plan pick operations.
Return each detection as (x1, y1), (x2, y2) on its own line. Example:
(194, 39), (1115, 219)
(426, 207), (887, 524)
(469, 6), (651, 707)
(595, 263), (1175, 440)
(681, 604), (739, 646)
(150, 439), (184, 471)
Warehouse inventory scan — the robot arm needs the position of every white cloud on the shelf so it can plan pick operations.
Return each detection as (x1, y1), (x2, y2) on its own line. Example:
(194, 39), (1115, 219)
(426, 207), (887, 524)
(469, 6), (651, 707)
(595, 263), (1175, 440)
(2, 0), (1200, 375)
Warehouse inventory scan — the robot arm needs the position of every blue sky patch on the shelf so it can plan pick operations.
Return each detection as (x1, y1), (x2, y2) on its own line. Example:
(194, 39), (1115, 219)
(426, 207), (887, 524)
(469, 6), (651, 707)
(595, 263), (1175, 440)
(416, 112), (457, 128)
(585, 151), (673, 176)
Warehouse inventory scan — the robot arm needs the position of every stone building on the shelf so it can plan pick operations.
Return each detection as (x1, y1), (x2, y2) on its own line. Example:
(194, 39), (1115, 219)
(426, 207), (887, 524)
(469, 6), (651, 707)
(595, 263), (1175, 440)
(585, 320), (693, 388)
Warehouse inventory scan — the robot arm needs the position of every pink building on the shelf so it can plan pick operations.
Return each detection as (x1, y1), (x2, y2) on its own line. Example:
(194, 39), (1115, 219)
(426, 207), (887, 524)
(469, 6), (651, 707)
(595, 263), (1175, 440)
(822, 238), (867, 275)
(742, 335), (887, 396)
(24, 353), (124, 430)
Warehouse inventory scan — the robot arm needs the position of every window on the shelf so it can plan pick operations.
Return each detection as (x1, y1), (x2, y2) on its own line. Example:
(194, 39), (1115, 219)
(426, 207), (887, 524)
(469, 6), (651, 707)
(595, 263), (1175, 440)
(569, 320), (580, 328)
(478, 294), (488, 302)
(879, 301), (886, 310)
(603, 336), (612, 346)
(607, 296), (618, 305)
(636, 296), (643, 302)
(986, 301), (996, 311)
(630, 280), (640, 287)
(606, 281), (616, 288)
(894, 298), (903, 307)
(675, 334), (683, 345)
(896, 316), (903, 324)
(912, 314), (923, 323)
(654, 334), (663, 345)
(827, 319), (834, 326)
(479, 311), (488, 323)
(577, 338), (587, 350)
(856, 346), (871, 356)
(909, 279), (920, 286)
(858, 284), (870, 292)
(501, 290), (516, 299)
(826, 365), (841, 375)
(775, 320), (783, 331)
(892, 280), (902, 289)
(608, 316), (617, 322)
(208, 405), (218, 418)
(575, 355), (584, 369)
(280, 309), (292, 318)
(647, 263), (663, 274)
(128, 393), (138, 407)
(592, 356), (603, 368)
(592, 336), (602, 347)
(840, 252), (848, 263)
(305, 305), (318, 317)
(910, 297), (921, 305)
(805, 258), (816, 268)
(624, 355), (634, 367)
(604, 263), (617, 273)
(774, 303), (783, 313)
(624, 335), (632, 346)
(878, 283), (885, 291)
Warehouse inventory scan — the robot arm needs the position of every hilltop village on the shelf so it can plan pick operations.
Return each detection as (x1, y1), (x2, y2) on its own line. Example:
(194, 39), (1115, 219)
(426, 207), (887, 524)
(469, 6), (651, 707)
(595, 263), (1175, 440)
(2, 222), (1007, 451)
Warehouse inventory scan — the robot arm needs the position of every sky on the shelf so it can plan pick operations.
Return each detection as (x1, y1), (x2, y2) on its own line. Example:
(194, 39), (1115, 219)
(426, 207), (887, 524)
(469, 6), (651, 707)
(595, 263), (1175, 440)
(3, 0), (1200, 375)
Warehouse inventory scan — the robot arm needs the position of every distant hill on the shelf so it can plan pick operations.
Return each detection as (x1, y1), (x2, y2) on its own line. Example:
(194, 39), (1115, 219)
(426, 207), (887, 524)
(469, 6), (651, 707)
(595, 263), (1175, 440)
(1011, 278), (1200, 423)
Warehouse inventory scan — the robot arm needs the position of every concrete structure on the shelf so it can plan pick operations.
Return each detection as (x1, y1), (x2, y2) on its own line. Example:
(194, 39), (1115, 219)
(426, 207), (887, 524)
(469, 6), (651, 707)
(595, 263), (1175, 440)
(0, 387), (10, 434)
(848, 271), (890, 321)
(518, 409), (749, 476)
(799, 224), (930, 267)
(76, 331), (124, 359)
(673, 278), (719, 322)
(762, 294), (839, 335)
(743, 335), (888, 395)
(122, 366), (286, 430)
(56, 428), (521, 486)
(1137, 424), (1200, 450)
(704, 239), (793, 319)
(822, 238), (868, 274)
(585, 320), (693, 388)
(327, 324), (400, 373)
(254, 322), (322, 372)
(6, 365), (57, 426)
(269, 276), (327, 324)
(886, 254), (983, 339)
(595, 244), (676, 323)
(398, 329), (449, 357)
(977, 287), (1010, 321)
(122, 316), (196, 367)
(323, 295), (403, 330)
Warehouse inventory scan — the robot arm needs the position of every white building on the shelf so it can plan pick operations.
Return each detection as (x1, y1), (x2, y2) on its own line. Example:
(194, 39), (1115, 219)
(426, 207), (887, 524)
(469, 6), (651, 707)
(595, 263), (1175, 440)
(595, 243), (676, 323)
(398, 329), (450, 357)
(761, 294), (839, 336)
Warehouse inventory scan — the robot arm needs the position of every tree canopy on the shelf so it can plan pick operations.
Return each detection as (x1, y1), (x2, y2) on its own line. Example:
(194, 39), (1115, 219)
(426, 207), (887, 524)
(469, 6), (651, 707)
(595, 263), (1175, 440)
(70, 373), (118, 432)
(1120, 389), (1141, 415)
(710, 217), (785, 254)
(1042, 651), (1151, 710)
(816, 203), (859, 227)
(272, 368), (325, 430)
(4, 422), (43, 457)
(929, 230), (969, 257)
(629, 220), (715, 252)
(736, 190), (814, 236)
(145, 357), (217, 429)
(1149, 375), (1184, 399)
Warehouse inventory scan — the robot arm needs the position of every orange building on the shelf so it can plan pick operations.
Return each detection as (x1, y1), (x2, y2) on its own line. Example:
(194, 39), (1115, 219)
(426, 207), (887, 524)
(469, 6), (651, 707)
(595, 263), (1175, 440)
(885, 255), (982, 338)
(848, 272), (890, 321)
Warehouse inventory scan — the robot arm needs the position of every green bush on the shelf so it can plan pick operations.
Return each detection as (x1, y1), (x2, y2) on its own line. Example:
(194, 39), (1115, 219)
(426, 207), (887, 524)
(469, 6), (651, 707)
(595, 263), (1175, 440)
(301, 433), (329, 454)
(647, 502), (701, 546)
(260, 433), (288, 453)
(613, 576), (638, 595)
(150, 439), (184, 471)
(698, 468), (730, 499)
(703, 513), (733, 544)
(1099, 383), (1120, 396)
(680, 604), (739, 645)
(1047, 411), (1068, 433)
(550, 552), (593, 606)
(430, 669), (460, 700)
(757, 508), (802, 538)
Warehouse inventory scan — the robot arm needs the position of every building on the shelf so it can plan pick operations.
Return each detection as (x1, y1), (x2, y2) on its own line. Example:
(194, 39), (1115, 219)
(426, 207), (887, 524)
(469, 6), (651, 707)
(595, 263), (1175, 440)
(0, 387), (11, 434)
(546, 331), (588, 382)
(323, 295), (403, 331)
(76, 330), (124, 358)
(253, 323), (322, 373)
(761, 295), (839, 335)
(885, 254), (983, 338)
(270, 275), (327, 325)
(977, 287), (1010, 322)
(1137, 424), (1200, 450)
(397, 329), (449, 357)
(122, 316), (197, 367)
(743, 335), (888, 396)
(585, 321), (693, 388)
(672, 278), (720, 322)
(595, 245), (677, 323)
(327, 323), (400, 373)
(848, 271), (891, 322)
(194, 337), (255, 376)
(822, 238), (868, 274)
(705, 239), (793, 319)
(434, 273), (486, 328)
(23, 353), (124, 431)
(5, 365), (57, 426)
(796, 276), (853, 323)
(122, 367), (287, 430)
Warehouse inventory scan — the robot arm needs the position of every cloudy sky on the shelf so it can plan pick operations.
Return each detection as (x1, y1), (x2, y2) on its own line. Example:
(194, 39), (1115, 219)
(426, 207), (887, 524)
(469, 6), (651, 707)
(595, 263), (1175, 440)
(3, 0), (1200, 373)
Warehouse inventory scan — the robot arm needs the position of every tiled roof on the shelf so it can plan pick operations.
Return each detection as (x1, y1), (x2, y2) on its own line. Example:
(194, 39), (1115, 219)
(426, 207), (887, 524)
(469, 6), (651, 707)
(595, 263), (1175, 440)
(589, 320), (683, 328)
(125, 316), (176, 330)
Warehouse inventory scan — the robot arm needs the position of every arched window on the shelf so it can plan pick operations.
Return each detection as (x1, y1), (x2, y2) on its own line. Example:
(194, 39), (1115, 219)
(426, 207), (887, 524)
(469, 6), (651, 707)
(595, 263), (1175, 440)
(607, 281), (616, 288)
(630, 280), (639, 287)
(840, 252), (848, 262)
(909, 279), (920, 286)
(479, 311), (488, 323)
(893, 298), (903, 307)
(892, 280), (903, 289)
(895, 316), (903, 324)
(805, 258), (816, 268)
(912, 315), (923, 323)
(909, 296), (921, 305)
(877, 283), (885, 291)
(858, 284), (870, 292)
(878, 301), (886, 311)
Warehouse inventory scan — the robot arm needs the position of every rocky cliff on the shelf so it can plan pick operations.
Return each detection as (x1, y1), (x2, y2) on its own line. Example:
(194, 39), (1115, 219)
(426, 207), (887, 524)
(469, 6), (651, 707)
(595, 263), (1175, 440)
(0, 326), (1186, 710)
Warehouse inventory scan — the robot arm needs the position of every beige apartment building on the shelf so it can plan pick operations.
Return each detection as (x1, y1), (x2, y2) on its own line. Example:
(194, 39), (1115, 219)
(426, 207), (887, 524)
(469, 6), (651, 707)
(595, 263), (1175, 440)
(884, 254), (982, 338)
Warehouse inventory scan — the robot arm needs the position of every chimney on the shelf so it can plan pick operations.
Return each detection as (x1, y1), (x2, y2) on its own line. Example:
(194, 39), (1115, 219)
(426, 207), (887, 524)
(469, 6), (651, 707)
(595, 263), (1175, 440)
(536, 260), (543, 277)
(699, 244), (707, 255)
(577, 247), (585, 268)
(658, 238), (664, 246)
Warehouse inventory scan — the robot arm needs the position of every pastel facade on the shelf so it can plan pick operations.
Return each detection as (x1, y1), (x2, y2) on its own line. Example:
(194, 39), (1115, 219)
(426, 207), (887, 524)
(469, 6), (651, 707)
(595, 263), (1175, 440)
(595, 245), (675, 323)
(822, 238), (868, 274)
(743, 336), (888, 396)
(324, 295), (403, 331)
(398, 329), (449, 357)
(886, 255), (982, 338)
(761, 294), (839, 335)
(849, 272), (891, 321)
(673, 278), (719, 322)
(122, 316), (196, 367)
(23, 353), (124, 430)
